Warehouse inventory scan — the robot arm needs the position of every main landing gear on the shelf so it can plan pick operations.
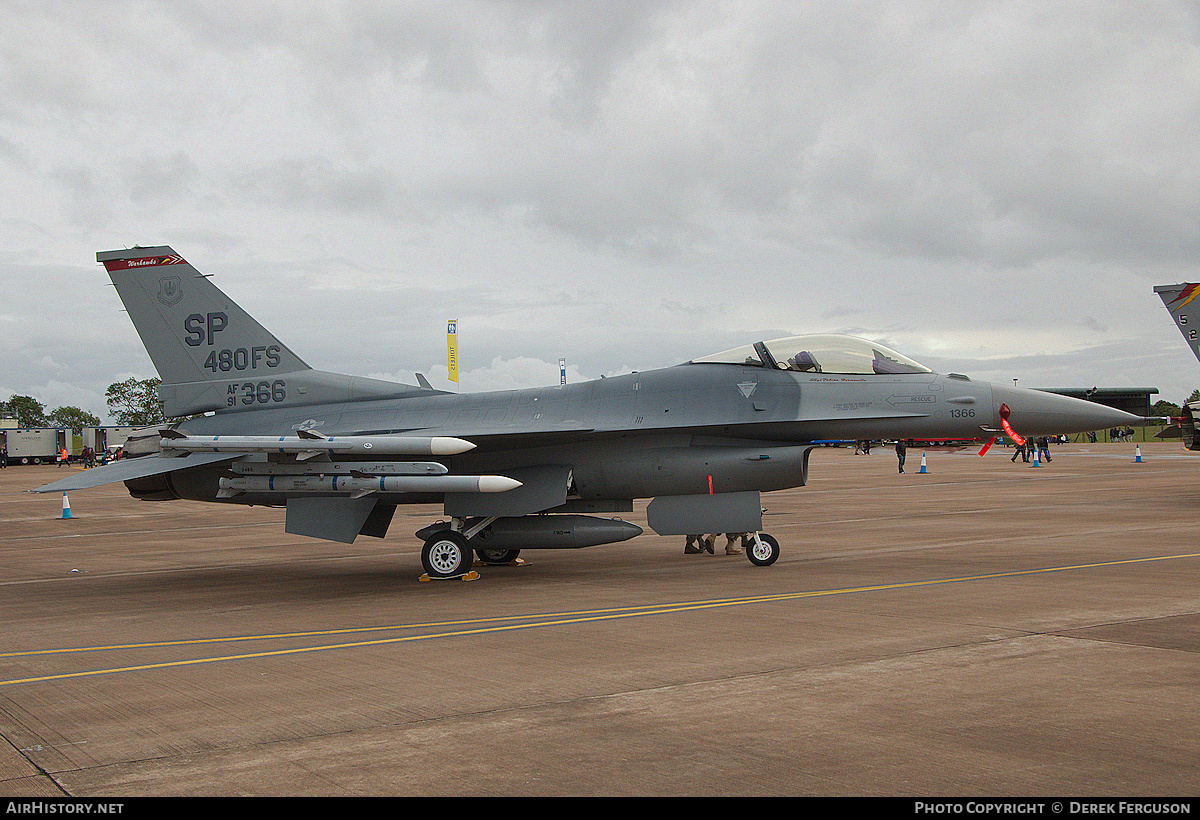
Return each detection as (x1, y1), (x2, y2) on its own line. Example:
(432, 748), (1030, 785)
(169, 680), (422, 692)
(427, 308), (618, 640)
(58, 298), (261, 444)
(420, 530), (475, 580)
(419, 516), (511, 580)
(474, 548), (522, 566)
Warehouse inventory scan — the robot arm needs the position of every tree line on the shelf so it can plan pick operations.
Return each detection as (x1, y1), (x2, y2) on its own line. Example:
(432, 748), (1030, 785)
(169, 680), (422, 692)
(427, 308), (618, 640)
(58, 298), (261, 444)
(2, 377), (169, 433)
(1150, 390), (1200, 419)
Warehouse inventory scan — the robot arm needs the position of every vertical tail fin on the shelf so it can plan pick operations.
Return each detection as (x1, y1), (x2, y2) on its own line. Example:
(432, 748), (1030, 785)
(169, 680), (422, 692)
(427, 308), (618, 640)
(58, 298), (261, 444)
(100, 246), (423, 417)
(1154, 283), (1200, 364)
(101, 246), (309, 381)
(101, 246), (313, 417)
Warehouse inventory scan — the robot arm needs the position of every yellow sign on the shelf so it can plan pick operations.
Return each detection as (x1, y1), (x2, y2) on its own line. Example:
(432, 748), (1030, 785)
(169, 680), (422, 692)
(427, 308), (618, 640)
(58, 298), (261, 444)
(447, 320), (458, 383)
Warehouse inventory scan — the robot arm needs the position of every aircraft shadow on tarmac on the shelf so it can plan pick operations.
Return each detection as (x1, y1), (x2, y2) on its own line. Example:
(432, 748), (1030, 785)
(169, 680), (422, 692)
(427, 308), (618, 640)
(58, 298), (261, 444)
(50, 561), (488, 607)
(42, 544), (695, 607)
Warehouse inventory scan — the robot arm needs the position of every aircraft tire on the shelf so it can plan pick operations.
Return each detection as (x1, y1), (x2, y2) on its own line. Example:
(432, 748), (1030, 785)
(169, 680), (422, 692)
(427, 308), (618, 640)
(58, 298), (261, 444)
(475, 548), (521, 565)
(746, 533), (780, 567)
(422, 531), (473, 578)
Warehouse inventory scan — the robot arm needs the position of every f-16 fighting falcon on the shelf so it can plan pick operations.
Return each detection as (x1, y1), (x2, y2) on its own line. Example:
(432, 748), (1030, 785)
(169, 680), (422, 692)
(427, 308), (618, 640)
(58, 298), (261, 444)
(37, 246), (1139, 579)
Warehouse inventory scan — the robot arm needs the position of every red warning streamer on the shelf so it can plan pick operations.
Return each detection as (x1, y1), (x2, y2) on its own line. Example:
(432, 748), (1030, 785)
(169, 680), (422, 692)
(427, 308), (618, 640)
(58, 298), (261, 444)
(999, 403), (1025, 446)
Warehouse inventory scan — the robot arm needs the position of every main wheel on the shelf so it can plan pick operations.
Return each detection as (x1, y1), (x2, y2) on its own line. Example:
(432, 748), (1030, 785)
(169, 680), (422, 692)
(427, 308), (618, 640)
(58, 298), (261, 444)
(422, 531), (473, 578)
(475, 548), (521, 565)
(746, 533), (780, 567)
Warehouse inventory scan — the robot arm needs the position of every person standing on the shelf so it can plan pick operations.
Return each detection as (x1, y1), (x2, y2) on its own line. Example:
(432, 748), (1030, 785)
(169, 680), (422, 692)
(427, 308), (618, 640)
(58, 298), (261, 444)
(896, 439), (907, 473)
(723, 533), (749, 555)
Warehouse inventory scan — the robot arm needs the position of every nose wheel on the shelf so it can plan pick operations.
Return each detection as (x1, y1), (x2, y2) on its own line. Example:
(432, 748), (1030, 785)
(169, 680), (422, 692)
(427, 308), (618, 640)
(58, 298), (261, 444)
(745, 532), (780, 566)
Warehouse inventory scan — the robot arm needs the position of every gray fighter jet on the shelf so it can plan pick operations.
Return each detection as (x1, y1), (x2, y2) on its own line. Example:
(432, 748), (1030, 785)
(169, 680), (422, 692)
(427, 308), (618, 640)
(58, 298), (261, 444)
(37, 246), (1139, 578)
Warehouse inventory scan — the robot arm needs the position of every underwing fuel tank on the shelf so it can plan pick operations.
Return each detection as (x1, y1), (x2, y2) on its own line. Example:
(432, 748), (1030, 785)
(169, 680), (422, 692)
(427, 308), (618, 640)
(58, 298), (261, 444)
(416, 515), (644, 550)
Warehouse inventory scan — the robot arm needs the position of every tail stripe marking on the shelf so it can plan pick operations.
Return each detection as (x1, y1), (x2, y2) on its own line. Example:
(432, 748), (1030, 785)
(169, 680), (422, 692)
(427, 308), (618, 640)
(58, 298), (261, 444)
(1167, 283), (1200, 310)
(101, 254), (186, 271)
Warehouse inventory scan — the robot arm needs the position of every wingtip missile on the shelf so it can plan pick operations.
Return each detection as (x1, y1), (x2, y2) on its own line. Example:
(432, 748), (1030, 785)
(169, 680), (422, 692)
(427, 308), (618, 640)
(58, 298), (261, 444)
(162, 434), (475, 457)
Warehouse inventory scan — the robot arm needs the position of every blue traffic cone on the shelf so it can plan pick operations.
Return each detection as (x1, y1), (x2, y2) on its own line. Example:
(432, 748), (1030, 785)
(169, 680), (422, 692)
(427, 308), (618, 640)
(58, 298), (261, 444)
(919, 453), (928, 473)
(1031, 446), (1041, 467)
(60, 492), (73, 519)
(1135, 444), (1143, 463)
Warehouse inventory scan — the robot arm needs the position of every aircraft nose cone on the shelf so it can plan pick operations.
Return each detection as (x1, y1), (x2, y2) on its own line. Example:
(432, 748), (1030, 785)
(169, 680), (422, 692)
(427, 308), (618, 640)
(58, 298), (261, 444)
(990, 384), (1141, 436)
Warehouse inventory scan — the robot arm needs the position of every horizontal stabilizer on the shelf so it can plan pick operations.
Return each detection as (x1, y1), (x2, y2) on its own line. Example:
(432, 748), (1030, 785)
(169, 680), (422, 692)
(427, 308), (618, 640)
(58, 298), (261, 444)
(33, 452), (242, 494)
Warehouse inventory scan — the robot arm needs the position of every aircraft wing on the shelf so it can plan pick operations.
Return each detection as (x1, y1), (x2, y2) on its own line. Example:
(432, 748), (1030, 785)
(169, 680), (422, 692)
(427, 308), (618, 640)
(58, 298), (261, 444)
(33, 453), (244, 494)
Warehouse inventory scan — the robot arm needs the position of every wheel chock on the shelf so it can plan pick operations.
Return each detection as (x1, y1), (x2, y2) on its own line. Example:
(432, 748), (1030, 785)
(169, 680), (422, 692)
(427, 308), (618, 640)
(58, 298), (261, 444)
(418, 570), (481, 582)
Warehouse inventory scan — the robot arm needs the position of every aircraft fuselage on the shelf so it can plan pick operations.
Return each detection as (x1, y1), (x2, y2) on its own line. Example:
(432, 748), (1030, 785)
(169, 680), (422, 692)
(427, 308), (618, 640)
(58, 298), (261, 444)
(155, 363), (1004, 508)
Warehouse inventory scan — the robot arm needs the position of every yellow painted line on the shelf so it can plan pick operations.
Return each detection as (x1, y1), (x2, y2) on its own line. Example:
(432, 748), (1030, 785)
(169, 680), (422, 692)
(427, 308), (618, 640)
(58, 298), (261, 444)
(0, 612), (645, 658)
(3, 551), (1198, 687)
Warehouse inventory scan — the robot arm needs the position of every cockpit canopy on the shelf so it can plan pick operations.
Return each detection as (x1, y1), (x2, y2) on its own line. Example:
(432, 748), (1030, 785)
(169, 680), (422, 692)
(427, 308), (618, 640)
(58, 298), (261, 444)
(691, 334), (932, 375)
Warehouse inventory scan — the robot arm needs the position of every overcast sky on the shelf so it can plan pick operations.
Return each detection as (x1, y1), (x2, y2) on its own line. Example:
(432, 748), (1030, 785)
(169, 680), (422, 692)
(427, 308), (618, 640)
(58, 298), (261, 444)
(2, 1), (1199, 424)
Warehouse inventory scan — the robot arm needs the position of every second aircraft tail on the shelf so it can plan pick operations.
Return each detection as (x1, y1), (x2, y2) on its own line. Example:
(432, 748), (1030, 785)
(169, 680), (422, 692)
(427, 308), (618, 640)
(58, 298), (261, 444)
(1154, 283), (1200, 364)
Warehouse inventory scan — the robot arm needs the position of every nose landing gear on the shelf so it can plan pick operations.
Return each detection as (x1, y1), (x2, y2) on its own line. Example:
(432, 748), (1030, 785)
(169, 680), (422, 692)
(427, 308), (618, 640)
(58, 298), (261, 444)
(745, 532), (780, 566)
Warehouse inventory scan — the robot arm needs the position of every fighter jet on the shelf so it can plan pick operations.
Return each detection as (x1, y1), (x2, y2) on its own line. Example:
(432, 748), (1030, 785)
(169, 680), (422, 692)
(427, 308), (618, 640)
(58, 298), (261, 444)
(37, 246), (1139, 578)
(1154, 283), (1200, 449)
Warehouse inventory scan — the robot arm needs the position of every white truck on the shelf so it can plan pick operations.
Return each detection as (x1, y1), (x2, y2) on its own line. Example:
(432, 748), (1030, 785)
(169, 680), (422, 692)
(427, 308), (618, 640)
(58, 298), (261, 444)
(0, 427), (71, 465)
